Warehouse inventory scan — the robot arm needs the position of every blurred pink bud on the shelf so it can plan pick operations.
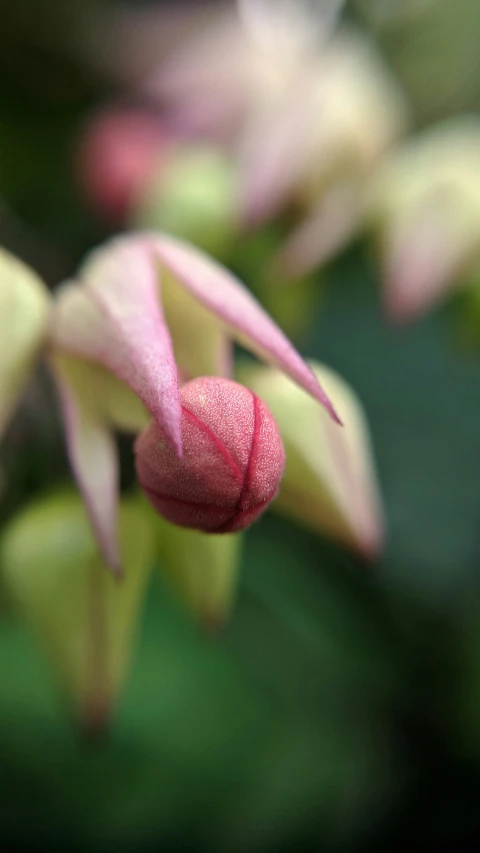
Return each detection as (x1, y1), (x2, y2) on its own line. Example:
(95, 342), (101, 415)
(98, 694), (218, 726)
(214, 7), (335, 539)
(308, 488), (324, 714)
(76, 106), (171, 223)
(135, 376), (285, 534)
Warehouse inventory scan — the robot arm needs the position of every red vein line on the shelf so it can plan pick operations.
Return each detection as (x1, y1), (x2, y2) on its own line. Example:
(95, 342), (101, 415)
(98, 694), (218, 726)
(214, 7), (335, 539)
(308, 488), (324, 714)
(181, 404), (244, 485)
(236, 391), (260, 511)
(214, 486), (279, 534)
(144, 486), (237, 512)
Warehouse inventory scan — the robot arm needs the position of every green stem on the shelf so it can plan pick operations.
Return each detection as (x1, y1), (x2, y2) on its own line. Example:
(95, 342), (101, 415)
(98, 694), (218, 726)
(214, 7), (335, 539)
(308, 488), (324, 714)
(82, 561), (111, 742)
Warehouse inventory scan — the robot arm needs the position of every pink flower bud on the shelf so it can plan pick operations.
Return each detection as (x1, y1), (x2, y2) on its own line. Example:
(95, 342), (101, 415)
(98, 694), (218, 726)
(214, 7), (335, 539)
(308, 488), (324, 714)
(135, 377), (285, 533)
(76, 106), (171, 224)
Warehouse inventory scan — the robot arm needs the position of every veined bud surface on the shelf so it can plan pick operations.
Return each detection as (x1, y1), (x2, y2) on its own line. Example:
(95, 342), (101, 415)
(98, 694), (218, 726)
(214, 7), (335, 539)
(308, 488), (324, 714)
(135, 377), (285, 533)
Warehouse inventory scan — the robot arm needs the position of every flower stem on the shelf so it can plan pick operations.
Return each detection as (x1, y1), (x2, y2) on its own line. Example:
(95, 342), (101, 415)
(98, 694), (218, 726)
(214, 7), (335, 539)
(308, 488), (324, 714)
(81, 561), (111, 743)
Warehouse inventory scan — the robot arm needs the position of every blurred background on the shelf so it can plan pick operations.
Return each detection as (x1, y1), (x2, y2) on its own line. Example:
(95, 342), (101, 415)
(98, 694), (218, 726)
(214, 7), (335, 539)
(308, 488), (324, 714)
(2, 0), (480, 850)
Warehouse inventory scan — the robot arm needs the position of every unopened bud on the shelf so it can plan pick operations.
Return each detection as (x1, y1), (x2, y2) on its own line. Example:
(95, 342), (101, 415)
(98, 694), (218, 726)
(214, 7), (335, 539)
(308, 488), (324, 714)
(132, 144), (237, 259)
(135, 377), (285, 533)
(76, 105), (171, 224)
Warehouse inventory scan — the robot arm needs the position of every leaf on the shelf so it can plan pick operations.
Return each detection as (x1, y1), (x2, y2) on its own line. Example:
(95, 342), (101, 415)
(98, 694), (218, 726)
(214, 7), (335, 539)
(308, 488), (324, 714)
(150, 233), (341, 422)
(159, 263), (233, 380)
(0, 490), (154, 733)
(0, 248), (50, 441)
(240, 359), (384, 557)
(153, 509), (243, 630)
(49, 354), (121, 574)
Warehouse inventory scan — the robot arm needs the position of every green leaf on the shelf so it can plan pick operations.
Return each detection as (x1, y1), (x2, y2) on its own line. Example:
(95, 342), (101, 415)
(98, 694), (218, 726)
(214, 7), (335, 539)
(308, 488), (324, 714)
(0, 490), (154, 732)
(0, 248), (50, 442)
(149, 503), (243, 630)
(132, 145), (237, 259)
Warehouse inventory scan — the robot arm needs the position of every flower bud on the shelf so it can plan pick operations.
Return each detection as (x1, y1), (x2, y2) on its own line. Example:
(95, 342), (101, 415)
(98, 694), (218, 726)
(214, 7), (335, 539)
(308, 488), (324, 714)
(135, 377), (285, 533)
(132, 144), (237, 259)
(76, 105), (171, 224)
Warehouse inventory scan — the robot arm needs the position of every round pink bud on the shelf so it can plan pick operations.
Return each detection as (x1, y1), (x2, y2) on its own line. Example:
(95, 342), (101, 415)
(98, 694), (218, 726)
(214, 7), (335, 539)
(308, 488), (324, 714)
(134, 377), (285, 534)
(76, 106), (171, 224)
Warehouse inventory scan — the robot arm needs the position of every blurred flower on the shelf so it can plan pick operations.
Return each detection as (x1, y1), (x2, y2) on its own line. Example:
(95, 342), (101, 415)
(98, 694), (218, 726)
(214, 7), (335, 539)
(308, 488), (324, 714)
(76, 105), (173, 224)
(48, 232), (339, 574)
(135, 376), (285, 534)
(368, 117), (480, 321)
(131, 143), (238, 258)
(270, 26), (408, 278)
(129, 138), (322, 342)
(0, 491), (154, 734)
(140, 0), (408, 275)
(239, 360), (384, 558)
(76, 105), (240, 260)
(142, 0), (345, 147)
(0, 247), (50, 445)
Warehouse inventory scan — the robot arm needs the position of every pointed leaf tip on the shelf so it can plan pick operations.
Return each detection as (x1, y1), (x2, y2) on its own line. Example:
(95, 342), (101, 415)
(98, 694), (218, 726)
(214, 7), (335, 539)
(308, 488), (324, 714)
(148, 233), (341, 423)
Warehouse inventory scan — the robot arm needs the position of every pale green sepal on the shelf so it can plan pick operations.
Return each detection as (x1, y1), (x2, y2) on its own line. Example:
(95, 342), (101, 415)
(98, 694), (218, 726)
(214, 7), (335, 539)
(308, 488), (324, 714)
(0, 491), (154, 733)
(0, 248), (50, 441)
